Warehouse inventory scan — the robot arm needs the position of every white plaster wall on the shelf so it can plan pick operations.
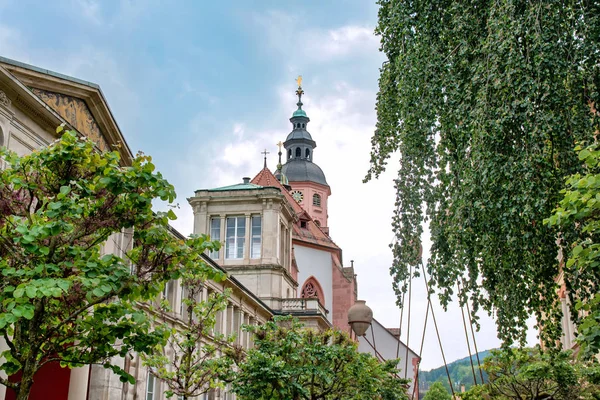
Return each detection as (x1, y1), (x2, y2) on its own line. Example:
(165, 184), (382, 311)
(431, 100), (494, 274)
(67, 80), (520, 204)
(294, 245), (333, 321)
(358, 319), (418, 395)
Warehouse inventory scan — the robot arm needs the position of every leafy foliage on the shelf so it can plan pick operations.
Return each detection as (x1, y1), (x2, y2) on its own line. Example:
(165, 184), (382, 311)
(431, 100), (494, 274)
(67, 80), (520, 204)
(231, 316), (409, 400)
(460, 347), (600, 399)
(142, 276), (233, 399)
(423, 381), (452, 400)
(368, 0), (600, 346)
(546, 142), (600, 358)
(0, 130), (223, 400)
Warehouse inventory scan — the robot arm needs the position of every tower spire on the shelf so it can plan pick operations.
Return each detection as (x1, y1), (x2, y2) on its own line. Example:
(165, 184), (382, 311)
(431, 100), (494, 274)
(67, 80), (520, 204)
(276, 141), (283, 170)
(295, 75), (304, 111)
(261, 149), (270, 168)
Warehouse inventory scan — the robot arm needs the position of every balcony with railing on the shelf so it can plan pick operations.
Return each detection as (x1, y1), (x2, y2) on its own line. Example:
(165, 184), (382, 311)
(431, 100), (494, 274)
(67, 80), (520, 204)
(278, 298), (331, 331)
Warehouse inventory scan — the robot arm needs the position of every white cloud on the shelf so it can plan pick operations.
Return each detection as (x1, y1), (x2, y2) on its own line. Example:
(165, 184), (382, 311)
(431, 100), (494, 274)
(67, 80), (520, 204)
(306, 26), (379, 61)
(252, 10), (378, 64)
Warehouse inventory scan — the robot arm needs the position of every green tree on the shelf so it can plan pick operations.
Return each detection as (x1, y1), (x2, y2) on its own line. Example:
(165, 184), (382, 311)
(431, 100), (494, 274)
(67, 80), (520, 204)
(231, 316), (409, 400)
(424, 381), (451, 400)
(546, 141), (600, 358)
(460, 347), (600, 400)
(142, 276), (234, 399)
(0, 130), (223, 400)
(367, 0), (600, 346)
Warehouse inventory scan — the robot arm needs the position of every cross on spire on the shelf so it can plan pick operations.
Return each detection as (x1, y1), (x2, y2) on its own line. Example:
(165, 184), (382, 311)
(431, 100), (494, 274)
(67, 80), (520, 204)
(261, 149), (270, 168)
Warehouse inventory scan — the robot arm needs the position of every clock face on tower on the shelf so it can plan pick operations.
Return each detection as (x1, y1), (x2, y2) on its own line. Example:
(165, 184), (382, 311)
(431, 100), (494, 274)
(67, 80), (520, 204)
(291, 190), (304, 203)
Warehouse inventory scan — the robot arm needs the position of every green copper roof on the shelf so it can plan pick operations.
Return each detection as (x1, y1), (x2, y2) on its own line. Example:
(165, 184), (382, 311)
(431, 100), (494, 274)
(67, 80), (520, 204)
(208, 183), (263, 192)
(292, 109), (307, 117)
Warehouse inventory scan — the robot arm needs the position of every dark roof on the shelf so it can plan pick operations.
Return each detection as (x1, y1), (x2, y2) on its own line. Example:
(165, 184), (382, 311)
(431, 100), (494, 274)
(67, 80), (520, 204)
(285, 128), (314, 142)
(281, 159), (328, 186)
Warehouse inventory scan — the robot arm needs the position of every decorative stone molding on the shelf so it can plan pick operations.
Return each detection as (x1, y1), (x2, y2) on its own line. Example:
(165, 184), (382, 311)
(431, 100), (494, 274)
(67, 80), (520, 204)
(0, 90), (11, 108)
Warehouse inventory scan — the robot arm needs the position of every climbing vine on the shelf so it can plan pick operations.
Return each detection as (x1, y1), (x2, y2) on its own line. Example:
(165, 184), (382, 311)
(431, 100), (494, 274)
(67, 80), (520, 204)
(367, 0), (600, 347)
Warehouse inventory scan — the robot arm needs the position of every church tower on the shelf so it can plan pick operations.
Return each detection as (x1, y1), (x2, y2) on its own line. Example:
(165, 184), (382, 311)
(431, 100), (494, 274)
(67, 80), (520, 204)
(281, 77), (331, 234)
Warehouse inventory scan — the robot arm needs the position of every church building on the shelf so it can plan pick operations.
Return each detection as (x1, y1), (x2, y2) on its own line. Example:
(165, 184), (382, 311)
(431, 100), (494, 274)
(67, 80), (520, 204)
(189, 80), (420, 395)
(189, 80), (357, 333)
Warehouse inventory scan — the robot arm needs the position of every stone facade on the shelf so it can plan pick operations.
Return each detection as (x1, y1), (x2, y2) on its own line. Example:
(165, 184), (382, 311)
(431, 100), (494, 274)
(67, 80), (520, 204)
(0, 57), (272, 400)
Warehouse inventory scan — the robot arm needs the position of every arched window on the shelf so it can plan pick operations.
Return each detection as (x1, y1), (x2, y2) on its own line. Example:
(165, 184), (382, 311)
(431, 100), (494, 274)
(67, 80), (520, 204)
(301, 277), (325, 305)
(288, 149), (292, 159)
(302, 123), (305, 128)
(313, 193), (321, 207)
(296, 123), (301, 129)
(305, 148), (310, 159)
(295, 147), (301, 158)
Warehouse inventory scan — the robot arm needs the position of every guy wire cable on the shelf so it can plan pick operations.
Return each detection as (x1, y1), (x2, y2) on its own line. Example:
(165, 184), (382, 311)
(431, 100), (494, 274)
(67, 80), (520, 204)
(421, 264), (455, 397)
(458, 280), (478, 386)
(411, 299), (430, 400)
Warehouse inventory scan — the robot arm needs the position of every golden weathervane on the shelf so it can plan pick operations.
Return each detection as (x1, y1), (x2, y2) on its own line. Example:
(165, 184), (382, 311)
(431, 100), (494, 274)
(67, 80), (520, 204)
(296, 75), (303, 88)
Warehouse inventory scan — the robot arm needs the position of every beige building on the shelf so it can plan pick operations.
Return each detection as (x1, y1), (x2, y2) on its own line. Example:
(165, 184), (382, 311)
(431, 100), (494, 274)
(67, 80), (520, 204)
(0, 56), (272, 400)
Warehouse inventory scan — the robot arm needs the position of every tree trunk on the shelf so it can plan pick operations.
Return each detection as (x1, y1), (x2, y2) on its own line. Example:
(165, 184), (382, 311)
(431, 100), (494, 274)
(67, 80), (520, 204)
(15, 359), (37, 400)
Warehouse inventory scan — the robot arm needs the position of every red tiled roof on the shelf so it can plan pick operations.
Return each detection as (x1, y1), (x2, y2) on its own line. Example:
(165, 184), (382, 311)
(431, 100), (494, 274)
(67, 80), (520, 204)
(251, 167), (340, 251)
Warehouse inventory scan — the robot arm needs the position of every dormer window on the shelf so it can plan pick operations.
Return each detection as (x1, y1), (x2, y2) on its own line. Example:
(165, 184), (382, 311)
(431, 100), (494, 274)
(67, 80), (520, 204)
(300, 221), (307, 229)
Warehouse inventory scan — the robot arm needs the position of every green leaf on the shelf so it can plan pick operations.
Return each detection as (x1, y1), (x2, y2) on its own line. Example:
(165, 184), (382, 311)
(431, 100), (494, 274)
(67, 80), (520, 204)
(48, 202), (62, 210)
(25, 286), (37, 299)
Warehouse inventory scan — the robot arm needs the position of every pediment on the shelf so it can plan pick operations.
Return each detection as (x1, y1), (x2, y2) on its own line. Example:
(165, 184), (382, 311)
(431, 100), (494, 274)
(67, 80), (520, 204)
(0, 57), (133, 164)
(30, 88), (109, 151)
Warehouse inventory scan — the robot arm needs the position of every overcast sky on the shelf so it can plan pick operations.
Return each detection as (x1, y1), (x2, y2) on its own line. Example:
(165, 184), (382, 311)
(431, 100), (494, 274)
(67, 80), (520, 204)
(0, 0), (537, 370)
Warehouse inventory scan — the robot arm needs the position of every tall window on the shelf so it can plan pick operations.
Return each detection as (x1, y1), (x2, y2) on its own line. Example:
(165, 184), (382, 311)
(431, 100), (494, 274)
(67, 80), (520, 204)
(209, 217), (220, 259)
(313, 193), (321, 207)
(226, 216), (245, 259)
(251, 215), (262, 258)
(179, 284), (186, 316)
(295, 147), (301, 158)
(162, 281), (173, 305)
(305, 148), (310, 158)
(146, 373), (156, 400)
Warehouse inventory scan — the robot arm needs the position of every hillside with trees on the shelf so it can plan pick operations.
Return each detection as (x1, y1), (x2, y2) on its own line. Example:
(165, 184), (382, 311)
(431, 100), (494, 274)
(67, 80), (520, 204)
(418, 350), (491, 395)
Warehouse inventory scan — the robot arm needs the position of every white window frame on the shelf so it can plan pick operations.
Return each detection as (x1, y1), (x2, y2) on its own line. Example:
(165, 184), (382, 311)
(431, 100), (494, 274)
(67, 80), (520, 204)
(251, 215), (262, 259)
(226, 216), (245, 259)
(146, 372), (157, 400)
(209, 217), (221, 259)
(179, 284), (186, 317)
